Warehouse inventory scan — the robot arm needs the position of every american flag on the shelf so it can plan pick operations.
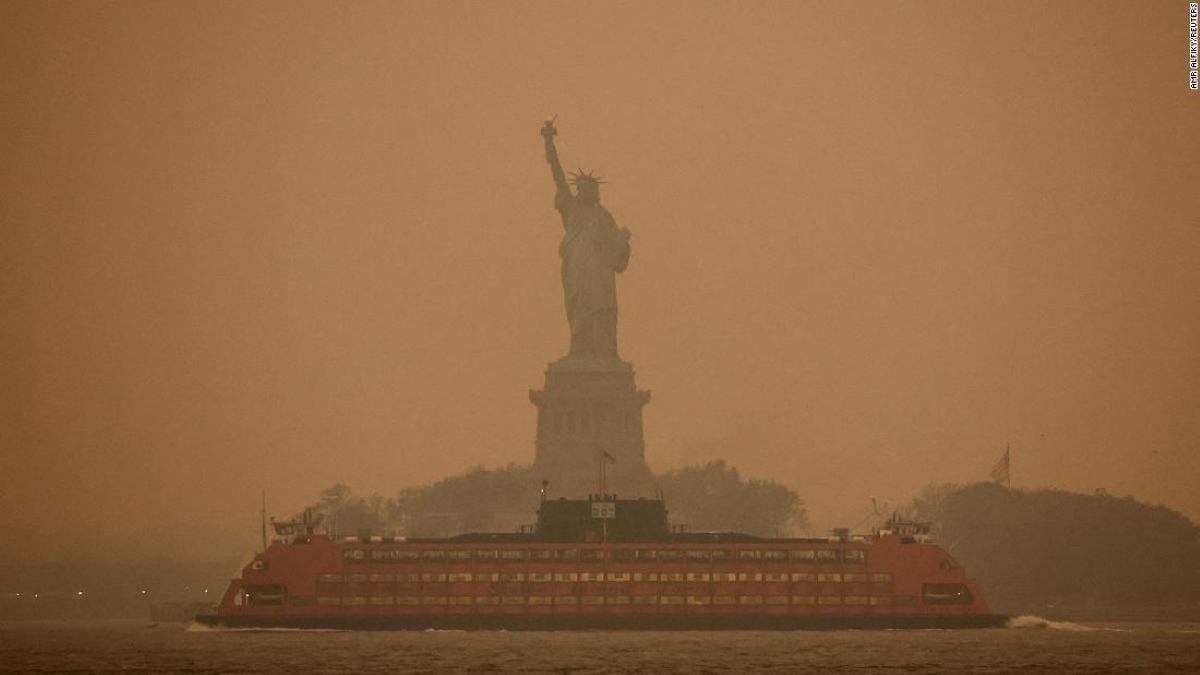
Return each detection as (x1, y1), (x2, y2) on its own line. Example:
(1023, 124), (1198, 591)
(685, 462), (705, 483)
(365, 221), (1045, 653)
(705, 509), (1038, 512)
(990, 447), (1011, 486)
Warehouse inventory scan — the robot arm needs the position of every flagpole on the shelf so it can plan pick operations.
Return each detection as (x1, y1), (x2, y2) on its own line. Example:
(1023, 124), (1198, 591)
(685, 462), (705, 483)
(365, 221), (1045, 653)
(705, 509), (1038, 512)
(601, 452), (606, 499)
(1005, 443), (1010, 488)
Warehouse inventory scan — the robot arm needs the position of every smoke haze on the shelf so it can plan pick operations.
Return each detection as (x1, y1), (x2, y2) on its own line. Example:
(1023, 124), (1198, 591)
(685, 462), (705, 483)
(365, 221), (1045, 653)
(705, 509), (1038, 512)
(2, 1), (1197, 554)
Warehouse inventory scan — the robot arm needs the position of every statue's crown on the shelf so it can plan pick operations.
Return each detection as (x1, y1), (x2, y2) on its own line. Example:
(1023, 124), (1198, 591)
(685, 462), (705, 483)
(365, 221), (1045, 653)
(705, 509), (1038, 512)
(569, 169), (606, 185)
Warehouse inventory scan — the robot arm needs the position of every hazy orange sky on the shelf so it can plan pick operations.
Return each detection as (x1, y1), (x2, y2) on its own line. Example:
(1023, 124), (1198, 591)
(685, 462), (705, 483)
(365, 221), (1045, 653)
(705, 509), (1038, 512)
(2, 1), (1198, 558)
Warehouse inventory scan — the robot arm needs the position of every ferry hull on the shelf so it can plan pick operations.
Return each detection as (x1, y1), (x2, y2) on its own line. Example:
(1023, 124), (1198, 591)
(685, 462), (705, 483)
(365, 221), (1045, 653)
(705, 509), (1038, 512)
(212, 499), (1005, 632)
(195, 612), (1008, 631)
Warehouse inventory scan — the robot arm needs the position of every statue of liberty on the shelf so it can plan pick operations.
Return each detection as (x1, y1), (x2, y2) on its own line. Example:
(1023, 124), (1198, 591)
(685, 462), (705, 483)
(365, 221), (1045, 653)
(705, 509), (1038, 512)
(541, 120), (631, 369)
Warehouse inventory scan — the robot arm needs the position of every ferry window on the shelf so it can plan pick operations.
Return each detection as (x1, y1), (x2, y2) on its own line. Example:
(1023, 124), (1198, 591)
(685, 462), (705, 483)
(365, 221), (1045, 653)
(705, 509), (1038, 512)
(346, 573), (369, 582)
(923, 583), (973, 606)
(317, 573), (342, 583)
(815, 550), (839, 564)
(634, 549), (657, 561)
(578, 549), (605, 562)
(738, 550), (762, 562)
(244, 584), (286, 606)
(843, 550), (866, 564)
(372, 549), (419, 563)
(791, 550), (815, 563)
(447, 550), (472, 562)
(686, 550), (711, 562)
(870, 573), (893, 583)
(658, 550), (684, 562)
(528, 549), (554, 561)
(422, 550), (446, 562)
(499, 550), (525, 561)
(368, 573), (394, 582)
(763, 550), (788, 562)
(610, 549), (636, 562)
(558, 549), (580, 561)
(474, 550), (498, 561)
(710, 549), (735, 562)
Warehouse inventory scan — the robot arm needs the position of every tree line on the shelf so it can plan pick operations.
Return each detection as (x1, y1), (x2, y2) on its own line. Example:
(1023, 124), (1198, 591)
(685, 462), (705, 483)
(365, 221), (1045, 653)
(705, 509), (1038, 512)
(297, 460), (808, 539)
(906, 482), (1200, 616)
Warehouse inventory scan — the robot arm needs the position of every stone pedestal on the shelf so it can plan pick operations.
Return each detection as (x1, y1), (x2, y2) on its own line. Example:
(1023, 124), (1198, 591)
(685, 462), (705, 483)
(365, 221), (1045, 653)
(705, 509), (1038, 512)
(530, 362), (653, 498)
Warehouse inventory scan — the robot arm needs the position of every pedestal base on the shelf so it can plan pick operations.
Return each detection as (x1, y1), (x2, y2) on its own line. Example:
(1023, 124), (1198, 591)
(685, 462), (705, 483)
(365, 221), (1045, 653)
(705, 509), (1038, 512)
(530, 363), (653, 498)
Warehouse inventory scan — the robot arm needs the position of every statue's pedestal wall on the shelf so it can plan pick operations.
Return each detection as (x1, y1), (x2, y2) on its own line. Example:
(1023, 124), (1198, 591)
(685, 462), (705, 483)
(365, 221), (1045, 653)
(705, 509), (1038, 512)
(529, 364), (653, 498)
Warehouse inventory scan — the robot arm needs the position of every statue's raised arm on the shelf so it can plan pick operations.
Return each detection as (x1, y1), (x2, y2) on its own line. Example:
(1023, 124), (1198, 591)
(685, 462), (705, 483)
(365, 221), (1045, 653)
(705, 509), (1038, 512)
(542, 120), (571, 217)
(539, 120), (631, 369)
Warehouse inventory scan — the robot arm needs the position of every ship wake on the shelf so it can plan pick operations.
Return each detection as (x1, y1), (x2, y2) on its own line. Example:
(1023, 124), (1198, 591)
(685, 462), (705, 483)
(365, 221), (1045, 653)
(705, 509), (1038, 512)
(1007, 615), (1128, 632)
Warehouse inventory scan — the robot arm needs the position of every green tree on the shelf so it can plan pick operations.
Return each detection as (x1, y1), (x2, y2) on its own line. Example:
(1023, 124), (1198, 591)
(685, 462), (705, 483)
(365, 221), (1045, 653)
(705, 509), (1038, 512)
(657, 461), (808, 536)
(922, 482), (1200, 614)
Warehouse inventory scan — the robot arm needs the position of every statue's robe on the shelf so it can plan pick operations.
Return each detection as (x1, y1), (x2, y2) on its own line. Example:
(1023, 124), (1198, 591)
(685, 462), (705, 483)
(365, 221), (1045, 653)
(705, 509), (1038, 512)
(555, 190), (629, 362)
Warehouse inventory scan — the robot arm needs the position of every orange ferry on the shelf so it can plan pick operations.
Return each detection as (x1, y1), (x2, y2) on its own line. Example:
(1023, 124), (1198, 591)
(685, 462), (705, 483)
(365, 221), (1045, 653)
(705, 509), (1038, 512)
(197, 495), (1006, 630)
